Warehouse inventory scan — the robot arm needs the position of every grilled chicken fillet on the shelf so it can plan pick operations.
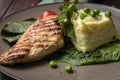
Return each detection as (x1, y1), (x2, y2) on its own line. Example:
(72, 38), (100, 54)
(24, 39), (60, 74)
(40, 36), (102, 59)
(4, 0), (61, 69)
(0, 15), (64, 65)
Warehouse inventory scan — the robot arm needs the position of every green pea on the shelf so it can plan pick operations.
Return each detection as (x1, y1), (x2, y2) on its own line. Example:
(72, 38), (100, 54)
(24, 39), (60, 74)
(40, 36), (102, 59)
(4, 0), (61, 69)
(90, 11), (96, 17)
(83, 8), (90, 13)
(65, 65), (73, 73)
(105, 11), (111, 17)
(94, 9), (100, 15)
(49, 60), (57, 68)
(80, 13), (86, 20)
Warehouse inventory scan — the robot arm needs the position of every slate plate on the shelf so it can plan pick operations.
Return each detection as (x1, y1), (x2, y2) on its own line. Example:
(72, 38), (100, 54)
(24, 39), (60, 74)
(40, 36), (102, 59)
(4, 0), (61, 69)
(0, 3), (120, 80)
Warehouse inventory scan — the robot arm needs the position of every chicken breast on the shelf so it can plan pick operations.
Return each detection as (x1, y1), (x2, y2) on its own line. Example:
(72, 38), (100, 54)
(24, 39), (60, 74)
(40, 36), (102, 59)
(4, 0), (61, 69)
(0, 15), (64, 65)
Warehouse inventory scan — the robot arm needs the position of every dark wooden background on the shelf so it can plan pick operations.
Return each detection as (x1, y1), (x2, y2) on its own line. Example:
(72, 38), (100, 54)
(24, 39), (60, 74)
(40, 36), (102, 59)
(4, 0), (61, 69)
(0, 0), (120, 20)
(0, 0), (40, 20)
(0, 0), (120, 80)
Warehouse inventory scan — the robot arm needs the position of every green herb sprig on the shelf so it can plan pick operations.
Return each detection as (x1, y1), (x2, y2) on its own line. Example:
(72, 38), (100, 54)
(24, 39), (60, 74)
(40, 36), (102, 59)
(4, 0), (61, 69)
(58, 0), (78, 37)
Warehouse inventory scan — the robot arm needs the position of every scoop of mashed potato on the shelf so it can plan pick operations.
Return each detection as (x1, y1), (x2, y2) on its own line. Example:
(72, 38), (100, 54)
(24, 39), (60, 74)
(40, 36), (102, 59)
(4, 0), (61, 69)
(71, 9), (117, 52)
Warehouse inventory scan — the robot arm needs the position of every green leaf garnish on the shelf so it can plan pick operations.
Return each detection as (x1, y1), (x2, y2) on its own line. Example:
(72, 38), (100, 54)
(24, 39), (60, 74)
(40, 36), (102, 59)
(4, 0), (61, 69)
(58, 0), (78, 37)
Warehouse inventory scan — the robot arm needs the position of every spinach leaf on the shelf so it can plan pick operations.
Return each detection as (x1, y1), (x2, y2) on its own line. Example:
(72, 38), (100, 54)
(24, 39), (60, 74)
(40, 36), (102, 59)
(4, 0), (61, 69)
(2, 21), (34, 34)
(2, 34), (22, 46)
(1, 18), (36, 45)
(49, 35), (120, 66)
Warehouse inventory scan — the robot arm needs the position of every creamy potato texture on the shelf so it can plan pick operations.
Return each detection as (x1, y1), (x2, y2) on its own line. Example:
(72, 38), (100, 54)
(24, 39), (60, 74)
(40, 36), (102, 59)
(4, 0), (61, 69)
(71, 9), (117, 52)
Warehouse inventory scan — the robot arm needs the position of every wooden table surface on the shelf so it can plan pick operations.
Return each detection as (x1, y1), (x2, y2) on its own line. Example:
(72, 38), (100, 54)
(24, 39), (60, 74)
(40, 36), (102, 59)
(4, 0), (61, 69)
(0, 0), (120, 80)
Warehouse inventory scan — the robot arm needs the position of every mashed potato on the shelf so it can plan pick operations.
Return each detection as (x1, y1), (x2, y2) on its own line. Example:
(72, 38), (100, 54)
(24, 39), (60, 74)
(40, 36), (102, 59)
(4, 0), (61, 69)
(71, 9), (117, 52)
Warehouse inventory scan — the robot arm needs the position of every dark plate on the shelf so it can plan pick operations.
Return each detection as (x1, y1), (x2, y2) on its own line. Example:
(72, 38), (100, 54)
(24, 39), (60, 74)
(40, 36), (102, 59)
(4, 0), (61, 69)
(0, 3), (120, 80)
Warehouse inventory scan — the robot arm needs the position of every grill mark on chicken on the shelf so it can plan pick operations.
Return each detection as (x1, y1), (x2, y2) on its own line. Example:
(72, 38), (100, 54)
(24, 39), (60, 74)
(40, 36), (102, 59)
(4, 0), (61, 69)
(8, 48), (30, 55)
(32, 22), (60, 32)
(3, 55), (26, 62)
(23, 19), (62, 43)
(41, 27), (61, 32)
(33, 17), (57, 28)
(12, 43), (31, 48)
(35, 27), (61, 34)
(34, 35), (59, 48)
(35, 43), (49, 49)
